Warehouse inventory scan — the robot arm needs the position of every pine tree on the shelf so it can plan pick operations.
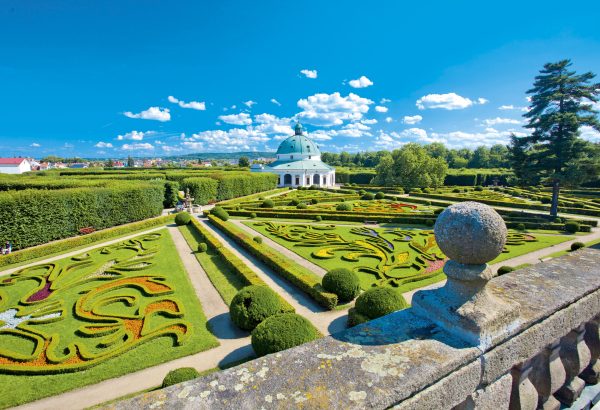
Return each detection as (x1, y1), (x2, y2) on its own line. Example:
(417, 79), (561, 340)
(510, 59), (600, 216)
(127, 156), (134, 167)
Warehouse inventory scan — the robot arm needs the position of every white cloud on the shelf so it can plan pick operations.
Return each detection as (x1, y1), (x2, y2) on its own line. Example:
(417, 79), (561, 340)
(416, 93), (485, 110)
(116, 130), (150, 141)
(380, 98), (391, 104)
(244, 100), (257, 108)
(218, 112), (252, 125)
(124, 106), (171, 121)
(403, 115), (422, 124)
(482, 117), (522, 126)
(385, 117), (393, 123)
(361, 118), (378, 125)
(375, 128), (441, 149)
(253, 113), (293, 135)
(185, 128), (270, 151)
(168, 96), (206, 111)
(270, 98), (281, 106)
(95, 142), (113, 148)
(499, 104), (529, 112)
(375, 106), (388, 113)
(161, 145), (182, 152)
(429, 129), (528, 148)
(122, 143), (154, 150)
(300, 69), (318, 79)
(580, 125), (600, 142)
(296, 92), (374, 126)
(348, 75), (373, 89)
(477, 98), (489, 105)
(30, 143), (41, 148)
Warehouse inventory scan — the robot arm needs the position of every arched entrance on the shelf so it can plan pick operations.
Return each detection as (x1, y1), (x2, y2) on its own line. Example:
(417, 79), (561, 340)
(313, 174), (320, 185)
(284, 174), (292, 185)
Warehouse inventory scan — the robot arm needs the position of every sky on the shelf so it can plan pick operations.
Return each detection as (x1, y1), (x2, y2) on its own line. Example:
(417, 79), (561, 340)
(1, 0), (600, 158)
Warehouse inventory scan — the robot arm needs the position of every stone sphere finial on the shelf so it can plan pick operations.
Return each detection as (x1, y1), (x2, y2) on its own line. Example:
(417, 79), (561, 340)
(434, 201), (507, 265)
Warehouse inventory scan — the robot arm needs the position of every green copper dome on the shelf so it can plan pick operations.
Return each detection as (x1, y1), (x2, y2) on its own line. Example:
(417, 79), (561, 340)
(276, 124), (321, 156)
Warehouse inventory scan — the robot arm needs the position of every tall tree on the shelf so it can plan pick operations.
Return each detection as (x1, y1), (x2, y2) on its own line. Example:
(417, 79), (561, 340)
(106, 159), (114, 168)
(127, 156), (135, 167)
(238, 156), (250, 167)
(511, 59), (600, 216)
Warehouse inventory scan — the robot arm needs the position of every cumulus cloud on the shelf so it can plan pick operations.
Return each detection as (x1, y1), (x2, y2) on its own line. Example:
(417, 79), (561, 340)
(95, 142), (113, 148)
(380, 98), (391, 104)
(580, 125), (600, 142)
(116, 130), (151, 141)
(30, 143), (41, 147)
(482, 117), (522, 126)
(122, 143), (154, 150)
(403, 115), (422, 124)
(361, 118), (378, 125)
(218, 112), (253, 125)
(124, 106), (171, 121)
(375, 106), (388, 113)
(253, 113), (293, 135)
(429, 129), (528, 148)
(184, 128), (270, 152)
(477, 98), (489, 105)
(270, 98), (281, 106)
(296, 92), (374, 126)
(348, 75), (373, 88)
(498, 104), (529, 112)
(244, 100), (257, 108)
(385, 117), (393, 123)
(416, 93), (486, 110)
(168, 96), (206, 111)
(300, 69), (318, 79)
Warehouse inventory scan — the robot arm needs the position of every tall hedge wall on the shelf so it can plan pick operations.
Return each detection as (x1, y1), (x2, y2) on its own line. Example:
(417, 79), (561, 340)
(211, 173), (278, 201)
(335, 171), (375, 184)
(181, 177), (219, 205)
(0, 184), (163, 249)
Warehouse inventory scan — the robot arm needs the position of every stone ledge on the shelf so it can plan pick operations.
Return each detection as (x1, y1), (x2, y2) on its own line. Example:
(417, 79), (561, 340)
(108, 248), (600, 410)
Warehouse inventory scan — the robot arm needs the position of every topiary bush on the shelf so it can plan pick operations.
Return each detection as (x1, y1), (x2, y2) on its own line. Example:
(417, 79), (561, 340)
(452, 188), (461, 193)
(565, 221), (580, 233)
(375, 191), (385, 199)
(516, 223), (526, 231)
(336, 202), (353, 212)
(251, 313), (320, 356)
(174, 212), (191, 226)
(311, 198), (319, 204)
(315, 215), (322, 222)
(261, 199), (274, 208)
(211, 206), (229, 221)
(162, 367), (200, 388)
(497, 266), (515, 275)
(425, 219), (435, 227)
(297, 203), (307, 210)
(410, 188), (422, 194)
(571, 242), (585, 251)
(474, 185), (484, 191)
(253, 236), (263, 244)
(321, 268), (361, 303)
(362, 193), (375, 200)
(250, 212), (257, 218)
(349, 287), (408, 326)
(290, 199), (300, 206)
(197, 242), (208, 253)
(229, 285), (292, 330)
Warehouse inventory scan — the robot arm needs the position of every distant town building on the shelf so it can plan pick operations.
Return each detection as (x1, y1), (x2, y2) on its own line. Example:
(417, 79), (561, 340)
(0, 158), (32, 174)
(251, 123), (335, 188)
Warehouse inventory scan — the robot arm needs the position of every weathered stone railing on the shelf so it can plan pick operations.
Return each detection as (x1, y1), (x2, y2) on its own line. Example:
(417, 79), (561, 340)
(109, 203), (600, 409)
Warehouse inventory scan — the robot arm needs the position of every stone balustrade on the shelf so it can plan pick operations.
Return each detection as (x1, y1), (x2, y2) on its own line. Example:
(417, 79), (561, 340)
(108, 203), (600, 409)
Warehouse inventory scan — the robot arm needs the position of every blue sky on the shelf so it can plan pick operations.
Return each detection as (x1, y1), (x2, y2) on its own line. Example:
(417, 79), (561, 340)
(2, 0), (600, 158)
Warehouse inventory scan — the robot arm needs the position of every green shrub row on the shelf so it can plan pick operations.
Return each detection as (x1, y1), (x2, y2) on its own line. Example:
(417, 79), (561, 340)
(207, 215), (338, 309)
(0, 184), (164, 250)
(334, 171), (376, 184)
(0, 214), (175, 268)
(181, 177), (219, 205)
(180, 173), (278, 204)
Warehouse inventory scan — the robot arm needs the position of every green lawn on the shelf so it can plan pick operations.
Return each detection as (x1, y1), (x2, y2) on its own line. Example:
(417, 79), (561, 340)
(178, 224), (246, 305)
(243, 222), (574, 295)
(0, 228), (218, 409)
(544, 237), (600, 259)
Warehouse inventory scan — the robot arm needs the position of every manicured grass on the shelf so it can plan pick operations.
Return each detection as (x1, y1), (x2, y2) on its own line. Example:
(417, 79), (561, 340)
(178, 224), (246, 305)
(0, 228), (218, 409)
(544, 237), (600, 259)
(243, 222), (574, 295)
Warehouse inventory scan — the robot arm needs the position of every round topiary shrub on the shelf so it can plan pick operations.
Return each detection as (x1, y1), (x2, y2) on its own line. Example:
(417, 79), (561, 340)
(474, 185), (484, 191)
(353, 287), (408, 322)
(297, 203), (307, 209)
(565, 221), (580, 233)
(425, 219), (435, 227)
(162, 367), (200, 388)
(375, 191), (385, 199)
(253, 236), (263, 244)
(311, 198), (319, 204)
(541, 197), (552, 204)
(230, 285), (291, 330)
(336, 202), (353, 212)
(433, 208), (444, 215)
(362, 193), (375, 200)
(322, 268), (361, 303)
(497, 266), (515, 275)
(261, 199), (274, 208)
(516, 223), (526, 231)
(211, 206), (229, 221)
(251, 313), (319, 356)
(359, 189), (367, 196)
(175, 212), (191, 226)
(410, 188), (422, 194)
(197, 242), (208, 253)
(554, 217), (562, 223)
(452, 188), (461, 193)
(290, 199), (300, 206)
(250, 212), (257, 218)
(571, 242), (585, 251)
(315, 215), (322, 222)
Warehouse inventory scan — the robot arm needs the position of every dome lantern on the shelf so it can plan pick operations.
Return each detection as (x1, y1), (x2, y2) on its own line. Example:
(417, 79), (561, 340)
(294, 123), (303, 135)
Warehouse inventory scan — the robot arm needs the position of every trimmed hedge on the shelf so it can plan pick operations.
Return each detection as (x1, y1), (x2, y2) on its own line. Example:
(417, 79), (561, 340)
(565, 221), (580, 233)
(571, 242), (585, 251)
(230, 285), (294, 330)
(0, 214), (175, 268)
(211, 206), (229, 221)
(181, 177), (218, 205)
(251, 313), (320, 356)
(212, 173), (278, 201)
(197, 242), (208, 252)
(349, 287), (408, 326)
(175, 212), (192, 226)
(162, 368), (200, 388)
(208, 215), (338, 309)
(163, 180), (180, 208)
(0, 183), (164, 250)
(322, 268), (361, 303)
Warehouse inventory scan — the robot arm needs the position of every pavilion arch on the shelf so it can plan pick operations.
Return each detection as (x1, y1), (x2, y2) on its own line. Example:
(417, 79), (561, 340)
(284, 174), (292, 185)
(313, 174), (320, 185)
